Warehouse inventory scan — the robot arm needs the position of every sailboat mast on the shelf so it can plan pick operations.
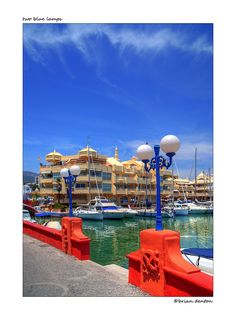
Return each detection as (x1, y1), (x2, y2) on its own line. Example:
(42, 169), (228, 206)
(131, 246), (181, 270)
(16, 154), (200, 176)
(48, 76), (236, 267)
(194, 147), (197, 201)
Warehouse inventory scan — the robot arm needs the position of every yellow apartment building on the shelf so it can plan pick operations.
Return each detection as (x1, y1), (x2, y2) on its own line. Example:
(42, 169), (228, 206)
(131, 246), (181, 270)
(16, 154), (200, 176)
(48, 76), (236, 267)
(191, 171), (213, 201)
(38, 146), (174, 205)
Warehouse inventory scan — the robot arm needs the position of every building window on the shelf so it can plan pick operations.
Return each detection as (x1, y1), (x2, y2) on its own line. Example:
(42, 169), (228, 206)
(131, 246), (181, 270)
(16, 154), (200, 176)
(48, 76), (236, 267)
(102, 183), (112, 192)
(53, 173), (61, 180)
(102, 172), (111, 180)
(90, 171), (102, 177)
(75, 183), (86, 189)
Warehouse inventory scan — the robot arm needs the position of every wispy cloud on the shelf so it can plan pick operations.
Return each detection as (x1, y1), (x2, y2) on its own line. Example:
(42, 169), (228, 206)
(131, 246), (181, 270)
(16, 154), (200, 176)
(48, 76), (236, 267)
(24, 24), (212, 65)
(120, 133), (213, 161)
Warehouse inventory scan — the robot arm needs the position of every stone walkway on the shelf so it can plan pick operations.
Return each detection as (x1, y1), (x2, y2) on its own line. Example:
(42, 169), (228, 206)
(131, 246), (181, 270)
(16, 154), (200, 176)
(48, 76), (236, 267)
(23, 235), (149, 297)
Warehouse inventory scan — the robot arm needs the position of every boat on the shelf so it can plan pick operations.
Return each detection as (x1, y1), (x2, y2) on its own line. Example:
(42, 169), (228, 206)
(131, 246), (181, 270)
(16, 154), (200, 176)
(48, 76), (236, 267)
(187, 202), (209, 214)
(173, 203), (189, 216)
(136, 207), (174, 218)
(161, 207), (175, 218)
(136, 208), (156, 218)
(181, 248), (213, 275)
(164, 203), (189, 216)
(73, 206), (103, 221)
(88, 197), (124, 219)
(117, 205), (138, 218)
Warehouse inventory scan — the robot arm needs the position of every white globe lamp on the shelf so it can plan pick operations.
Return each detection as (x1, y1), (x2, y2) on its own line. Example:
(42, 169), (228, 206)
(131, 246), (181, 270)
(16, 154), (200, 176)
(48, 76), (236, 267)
(160, 135), (180, 154)
(70, 165), (81, 176)
(136, 143), (154, 161)
(60, 168), (69, 178)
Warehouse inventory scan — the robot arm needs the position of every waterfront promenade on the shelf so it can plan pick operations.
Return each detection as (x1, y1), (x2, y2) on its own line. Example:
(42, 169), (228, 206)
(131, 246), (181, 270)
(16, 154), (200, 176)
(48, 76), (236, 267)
(23, 235), (148, 297)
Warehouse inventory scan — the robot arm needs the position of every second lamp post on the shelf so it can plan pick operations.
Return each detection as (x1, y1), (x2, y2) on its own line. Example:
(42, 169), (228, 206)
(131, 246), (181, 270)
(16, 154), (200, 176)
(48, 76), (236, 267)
(136, 135), (180, 231)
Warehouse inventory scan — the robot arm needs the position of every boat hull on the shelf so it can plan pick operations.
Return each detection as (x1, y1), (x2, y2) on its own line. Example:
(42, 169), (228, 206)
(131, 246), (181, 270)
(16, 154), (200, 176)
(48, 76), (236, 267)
(123, 211), (137, 218)
(189, 208), (208, 214)
(174, 209), (189, 216)
(136, 210), (171, 218)
(74, 212), (103, 221)
(103, 212), (124, 219)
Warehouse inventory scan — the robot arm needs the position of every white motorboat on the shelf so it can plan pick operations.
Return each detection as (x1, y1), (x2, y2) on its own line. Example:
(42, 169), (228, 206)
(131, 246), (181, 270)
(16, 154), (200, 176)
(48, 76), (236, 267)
(187, 202), (208, 214)
(88, 197), (124, 220)
(117, 205), (138, 218)
(173, 203), (189, 216)
(162, 203), (189, 216)
(73, 206), (103, 221)
(136, 208), (156, 218)
(136, 208), (173, 218)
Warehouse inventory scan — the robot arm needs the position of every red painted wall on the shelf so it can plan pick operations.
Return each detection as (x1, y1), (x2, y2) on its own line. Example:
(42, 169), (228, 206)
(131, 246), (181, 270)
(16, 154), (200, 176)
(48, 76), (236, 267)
(23, 218), (90, 260)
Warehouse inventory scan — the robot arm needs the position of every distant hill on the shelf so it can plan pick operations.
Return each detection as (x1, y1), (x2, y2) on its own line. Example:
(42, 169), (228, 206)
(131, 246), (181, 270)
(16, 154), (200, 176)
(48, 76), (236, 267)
(23, 171), (38, 184)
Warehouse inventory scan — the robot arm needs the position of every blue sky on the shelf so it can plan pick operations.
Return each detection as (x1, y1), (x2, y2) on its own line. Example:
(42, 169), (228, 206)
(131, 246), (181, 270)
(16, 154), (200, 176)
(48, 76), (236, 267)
(23, 23), (213, 178)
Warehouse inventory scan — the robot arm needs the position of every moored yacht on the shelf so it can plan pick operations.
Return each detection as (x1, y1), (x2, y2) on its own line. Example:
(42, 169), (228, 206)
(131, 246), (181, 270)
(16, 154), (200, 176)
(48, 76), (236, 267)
(117, 205), (138, 218)
(73, 206), (103, 221)
(187, 202), (209, 214)
(88, 197), (124, 220)
(164, 203), (189, 216)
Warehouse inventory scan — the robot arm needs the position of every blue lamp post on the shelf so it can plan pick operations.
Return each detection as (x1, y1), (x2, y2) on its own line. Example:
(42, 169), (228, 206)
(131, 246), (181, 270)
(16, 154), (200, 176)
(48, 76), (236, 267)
(60, 165), (81, 217)
(136, 135), (180, 231)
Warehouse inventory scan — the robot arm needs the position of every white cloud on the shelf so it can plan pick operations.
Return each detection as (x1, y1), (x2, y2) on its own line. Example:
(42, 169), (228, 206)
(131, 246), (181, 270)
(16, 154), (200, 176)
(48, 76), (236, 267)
(24, 24), (213, 64)
(121, 133), (213, 161)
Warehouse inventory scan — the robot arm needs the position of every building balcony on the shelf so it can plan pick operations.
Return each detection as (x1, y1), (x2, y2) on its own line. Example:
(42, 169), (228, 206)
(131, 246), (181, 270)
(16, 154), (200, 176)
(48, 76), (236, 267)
(162, 180), (173, 186)
(113, 165), (123, 173)
(40, 189), (53, 194)
(72, 188), (102, 194)
(116, 189), (127, 195)
(161, 169), (172, 177)
(116, 177), (125, 183)
(126, 178), (137, 184)
(138, 179), (149, 185)
(40, 178), (53, 183)
(75, 176), (103, 182)
(124, 167), (133, 172)
(161, 190), (171, 195)
(127, 190), (137, 195)
(137, 190), (145, 195)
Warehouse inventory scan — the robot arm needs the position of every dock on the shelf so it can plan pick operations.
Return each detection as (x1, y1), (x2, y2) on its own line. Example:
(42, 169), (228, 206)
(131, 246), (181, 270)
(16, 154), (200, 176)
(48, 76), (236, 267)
(23, 235), (148, 297)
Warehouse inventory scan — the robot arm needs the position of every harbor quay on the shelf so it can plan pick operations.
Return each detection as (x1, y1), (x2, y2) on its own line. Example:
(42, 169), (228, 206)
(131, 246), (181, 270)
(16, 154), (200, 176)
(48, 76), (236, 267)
(23, 234), (148, 297)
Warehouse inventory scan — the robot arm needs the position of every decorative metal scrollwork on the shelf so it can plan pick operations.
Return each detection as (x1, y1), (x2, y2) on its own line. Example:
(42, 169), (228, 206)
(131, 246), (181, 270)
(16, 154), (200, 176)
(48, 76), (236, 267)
(142, 249), (160, 282)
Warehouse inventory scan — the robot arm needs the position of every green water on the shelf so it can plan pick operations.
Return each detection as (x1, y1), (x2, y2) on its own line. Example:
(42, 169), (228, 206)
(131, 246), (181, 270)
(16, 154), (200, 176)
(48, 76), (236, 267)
(81, 215), (213, 269)
(35, 214), (213, 268)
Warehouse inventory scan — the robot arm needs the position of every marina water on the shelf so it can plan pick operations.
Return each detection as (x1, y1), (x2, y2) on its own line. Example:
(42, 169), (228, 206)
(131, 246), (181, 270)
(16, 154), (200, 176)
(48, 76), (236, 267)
(81, 215), (213, 269)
